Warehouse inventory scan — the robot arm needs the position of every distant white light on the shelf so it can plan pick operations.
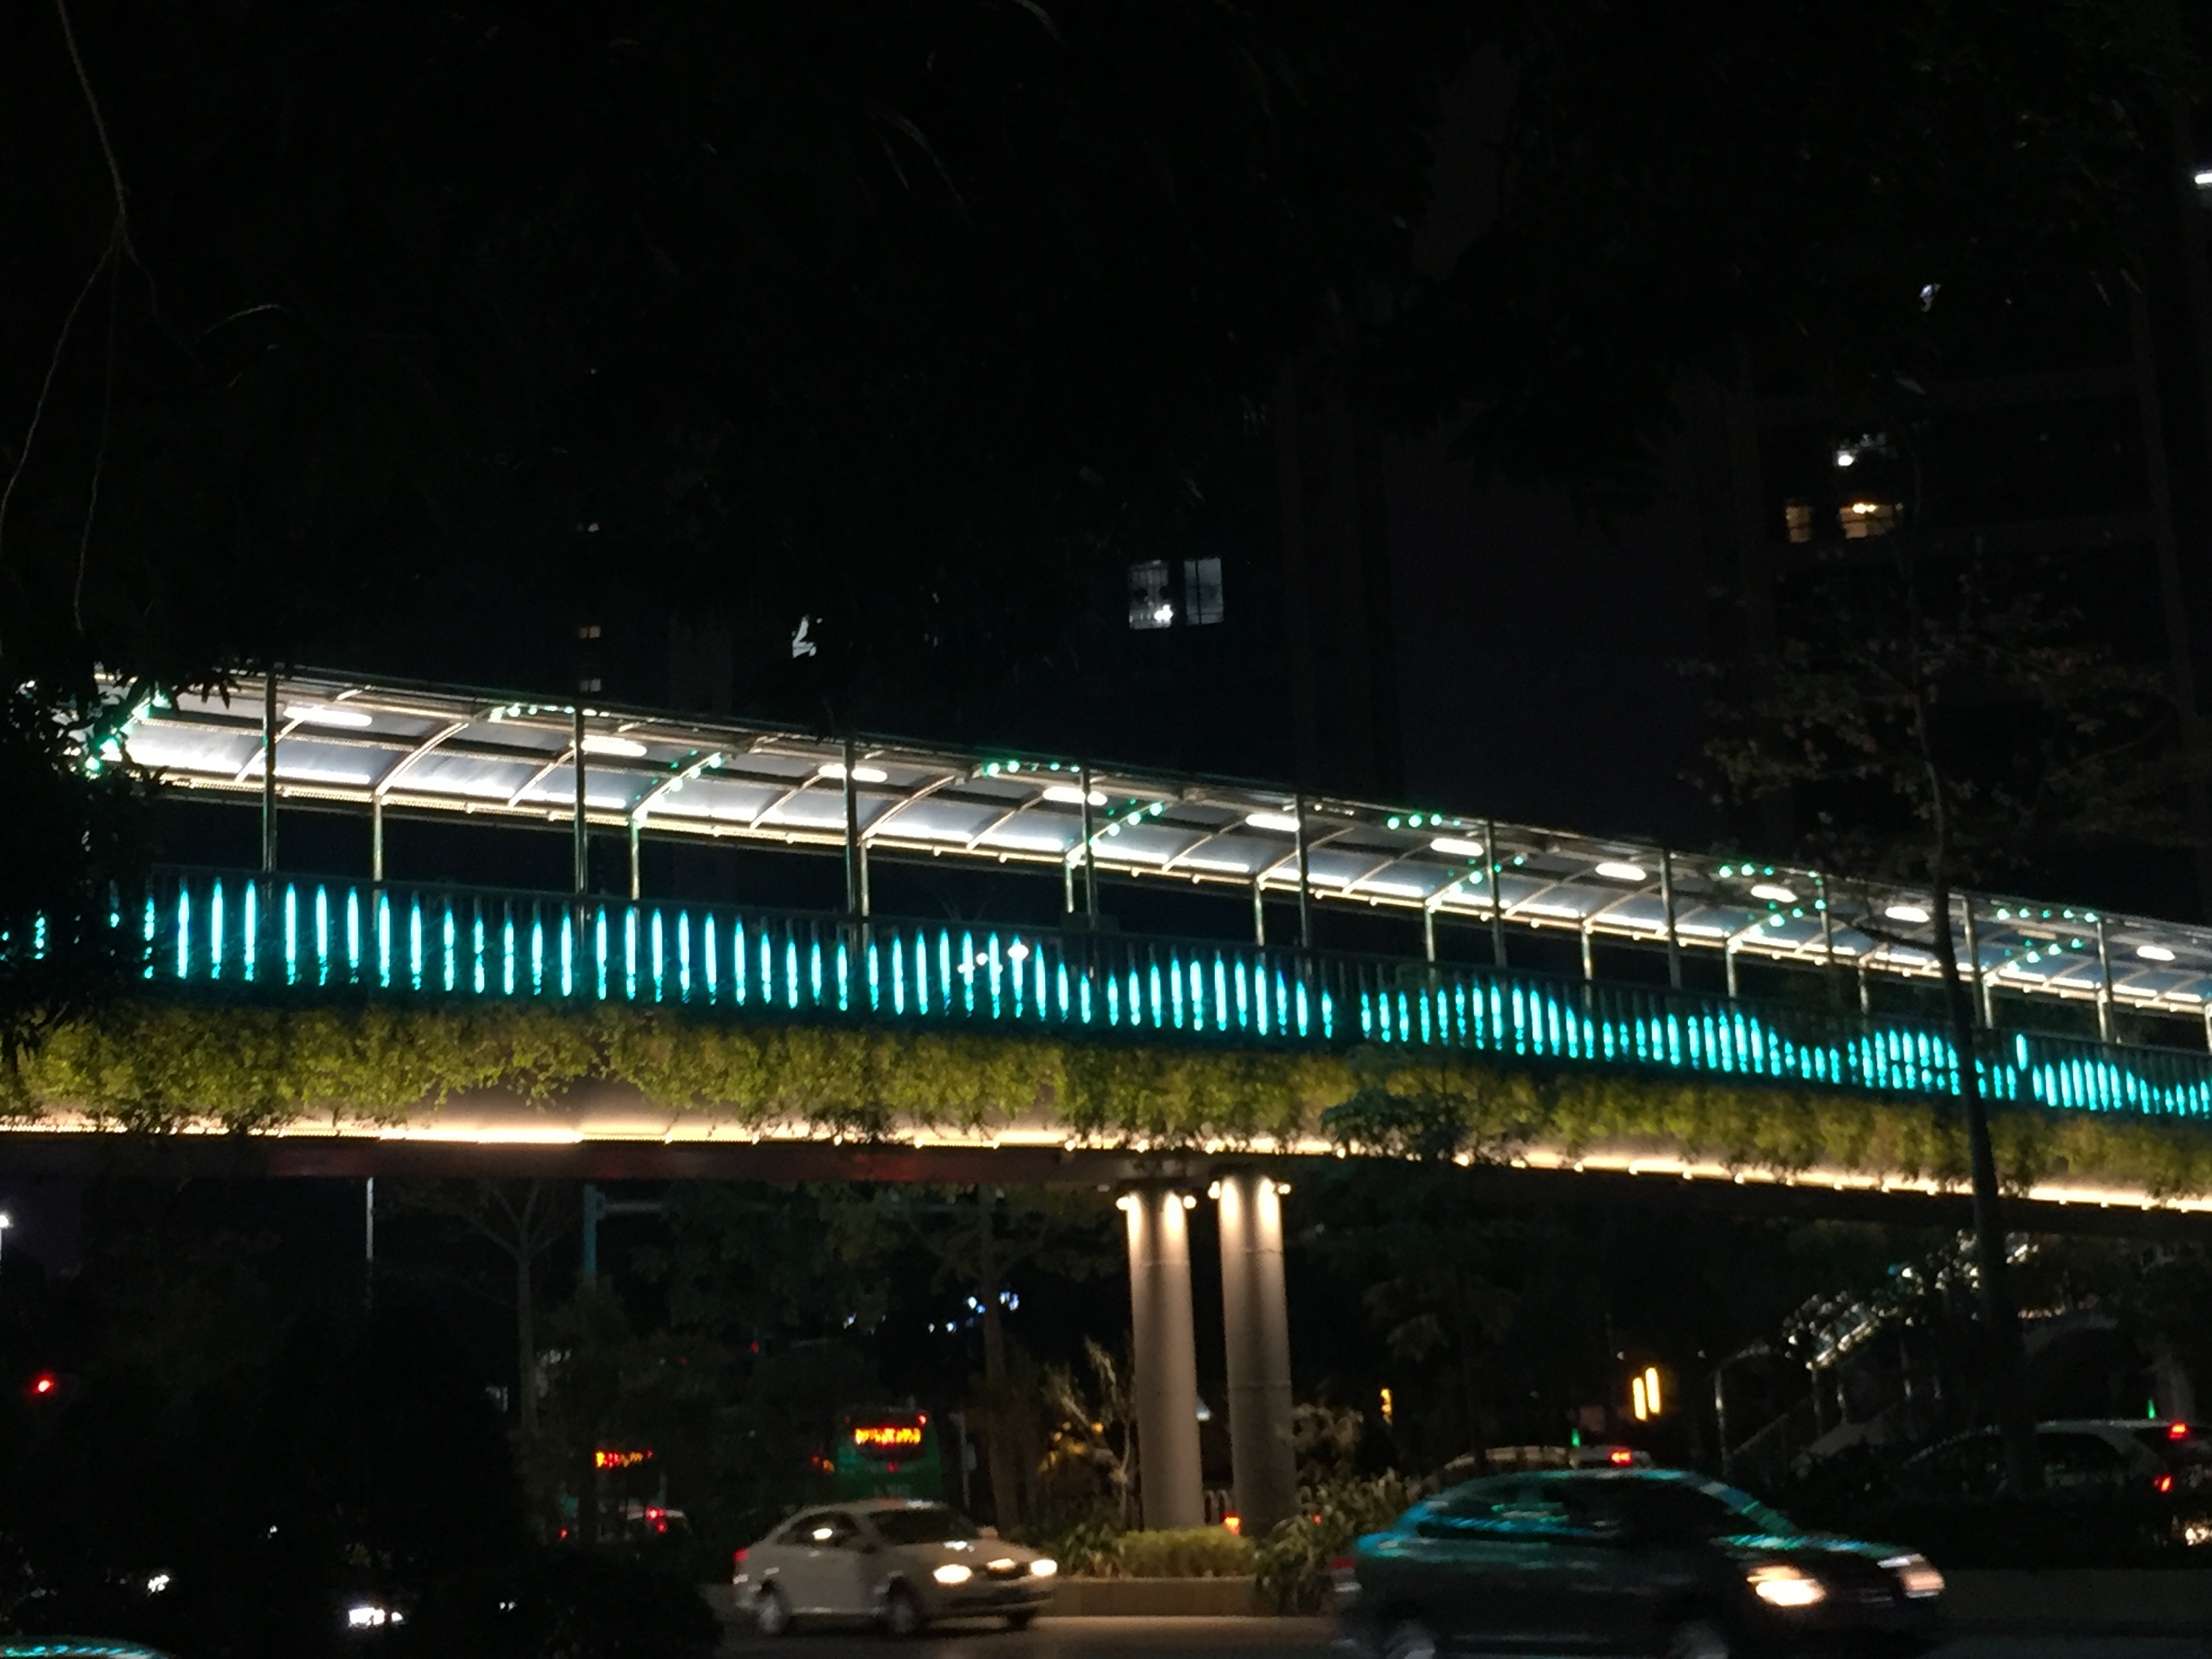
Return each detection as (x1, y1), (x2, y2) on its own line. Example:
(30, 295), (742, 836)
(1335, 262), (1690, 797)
(1430, 836), (1485, 859)
(1885, 903), (1931, 925)
(579, 734), (647, 758)
(1044, 784), (1107, 806)
(2196, 169), (2212, 188)
(1246, 811), (1301, 834)
(1834, 449), (1856, 468)
(146, 1573), (171, 1595)
(819, 761), (888, 783)
(1006, 941), (1031, 963)
(1750, 883), (1797, 904)
(284, 704), (373, 729)
(2139, 943), (2177, 962)
(1594, 861), (1647, 882)
(347, 1605), (400, 1629)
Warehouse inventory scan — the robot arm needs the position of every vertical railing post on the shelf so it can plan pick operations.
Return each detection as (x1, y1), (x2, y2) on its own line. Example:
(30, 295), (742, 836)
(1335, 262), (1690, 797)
(628, 819), (642, 902)
(1294, 798), (1314, 951)
(260, 672), (279, 876)
(572, 705), (588, 996)
(1816, 872), (1839, 1010)
(1485, 817), (1506, 969)
(572, 707), (588, 897)
(1660, 848), (1682, 990)
(1251, 878), (1267, 946)
(2095, 916), (2116, 1044)
(1962, 900), (1990, 1028)
(1079, 764), (1100, 920)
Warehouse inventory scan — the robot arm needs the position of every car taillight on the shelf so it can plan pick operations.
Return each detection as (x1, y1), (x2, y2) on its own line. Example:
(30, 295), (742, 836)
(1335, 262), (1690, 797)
(1609, 1449), (1634, 1466)
(734, 1548), (749, 1568)
(2157, 1474), (2175, 1494)
(2171, 1422), (2192, 1441)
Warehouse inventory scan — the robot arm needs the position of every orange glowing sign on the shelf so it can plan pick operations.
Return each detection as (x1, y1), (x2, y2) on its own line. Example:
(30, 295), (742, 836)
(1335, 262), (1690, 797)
(851, 1422), (925, 1452)
(594, 1448), (655, 1469)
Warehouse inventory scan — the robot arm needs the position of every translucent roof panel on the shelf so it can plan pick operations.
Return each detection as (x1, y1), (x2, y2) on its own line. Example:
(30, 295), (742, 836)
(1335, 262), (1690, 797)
(100, 668), (2212, 1021)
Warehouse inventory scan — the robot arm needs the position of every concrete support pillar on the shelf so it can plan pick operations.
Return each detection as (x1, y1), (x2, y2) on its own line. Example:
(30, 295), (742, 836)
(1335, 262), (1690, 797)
(1217, 1170), (1298, 1537)
(1123, 1184), (1204, 1531)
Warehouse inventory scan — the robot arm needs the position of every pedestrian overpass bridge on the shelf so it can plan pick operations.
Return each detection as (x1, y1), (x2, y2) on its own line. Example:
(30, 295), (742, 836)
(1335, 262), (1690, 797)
(16, 666), (2212, 1534)
(7, 667), (2210, 1219)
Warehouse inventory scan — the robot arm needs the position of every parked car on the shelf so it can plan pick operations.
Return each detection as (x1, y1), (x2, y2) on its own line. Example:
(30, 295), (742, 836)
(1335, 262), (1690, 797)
(733, 1499), (1057, 1637)
(1334, 1467), (1942, 1659)
(1900, 1420), (2209, 1500)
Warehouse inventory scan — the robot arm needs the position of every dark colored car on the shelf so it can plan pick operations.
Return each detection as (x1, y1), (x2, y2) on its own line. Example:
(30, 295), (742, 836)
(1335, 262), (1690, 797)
(1902, 1420), (2211, 1500)
(1334, 1469), (1943, 1659)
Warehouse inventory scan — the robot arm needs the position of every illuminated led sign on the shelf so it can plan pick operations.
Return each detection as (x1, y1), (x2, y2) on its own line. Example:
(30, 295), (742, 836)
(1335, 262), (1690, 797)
(852, 1422), (924, 1451)
(594, 1448), (654, 1469)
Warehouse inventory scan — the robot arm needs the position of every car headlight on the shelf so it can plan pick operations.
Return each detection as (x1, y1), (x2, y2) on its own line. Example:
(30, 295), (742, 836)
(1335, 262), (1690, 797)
(1030, 1558), (1058, 1578)
(933, 1564), (974, 1586)
(1880, 1554), (1945, 1599)
(1747, 1565), (1826, 1608)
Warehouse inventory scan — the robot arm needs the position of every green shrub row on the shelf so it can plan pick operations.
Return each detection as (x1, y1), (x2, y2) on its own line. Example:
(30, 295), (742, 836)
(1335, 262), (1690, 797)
(10, 1000), (2212, 1195)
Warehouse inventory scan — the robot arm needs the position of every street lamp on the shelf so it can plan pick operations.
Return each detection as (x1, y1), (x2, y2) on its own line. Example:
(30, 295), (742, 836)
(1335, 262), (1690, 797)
(0, 1213), (13, 1267)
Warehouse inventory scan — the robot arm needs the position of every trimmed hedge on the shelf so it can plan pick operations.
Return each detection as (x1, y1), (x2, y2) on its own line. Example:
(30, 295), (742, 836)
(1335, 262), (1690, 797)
(9, 1000), (2212, 1195)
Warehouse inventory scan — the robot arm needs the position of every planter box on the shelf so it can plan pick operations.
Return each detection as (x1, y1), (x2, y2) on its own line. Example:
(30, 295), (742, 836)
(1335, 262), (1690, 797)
(1944, 1570), (2212, 1632)
(1041, 1577), (1271, 1617)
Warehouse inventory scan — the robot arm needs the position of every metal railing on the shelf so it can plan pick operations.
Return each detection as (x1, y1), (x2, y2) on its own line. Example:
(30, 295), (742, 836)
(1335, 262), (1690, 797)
(120, 867), (2212, 1121)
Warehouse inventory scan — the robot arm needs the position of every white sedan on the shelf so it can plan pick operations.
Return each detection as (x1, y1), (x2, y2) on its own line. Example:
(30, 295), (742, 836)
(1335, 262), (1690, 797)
(734, 1499), (1057, 1637)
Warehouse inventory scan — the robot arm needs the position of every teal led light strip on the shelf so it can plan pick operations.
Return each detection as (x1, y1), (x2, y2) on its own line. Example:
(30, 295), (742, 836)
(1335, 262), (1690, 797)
(101, 867), (2212, 1123)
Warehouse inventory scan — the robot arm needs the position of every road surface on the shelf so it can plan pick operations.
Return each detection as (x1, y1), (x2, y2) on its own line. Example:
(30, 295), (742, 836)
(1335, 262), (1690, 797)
(717, 1614), (2212, 1659)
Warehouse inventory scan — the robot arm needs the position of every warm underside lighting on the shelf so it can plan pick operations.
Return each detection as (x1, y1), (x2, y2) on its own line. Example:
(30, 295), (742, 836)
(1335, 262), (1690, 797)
(2141, 944), (2177, 962)
(819, 762), (888, 783)
(1044, 784), (1106, 806)
(580, 734), (648, 758)
(1595, 861), (1647, 882)
(1750, 883), (1797, 903)
(1885, 903), (1931, 924)
(1245, 811), (1300, 833)
(1430, 836), (1485, 859)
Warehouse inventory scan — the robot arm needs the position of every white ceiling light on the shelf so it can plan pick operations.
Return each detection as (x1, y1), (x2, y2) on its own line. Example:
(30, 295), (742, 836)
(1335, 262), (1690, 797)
(1430, 836), (1485, 859)
(1044, 784), (1107, 806)
(579, 734), (648, 758)
(1245, 811), (1301, 833)
(283, 704), (373, 729)
(1750, 883), (1797, 904)
(2139, 943), (2177, 962)
(1884, 903), (1931, 925)
(819, 761), (888, 783)
(1594, 861), (1647, 882)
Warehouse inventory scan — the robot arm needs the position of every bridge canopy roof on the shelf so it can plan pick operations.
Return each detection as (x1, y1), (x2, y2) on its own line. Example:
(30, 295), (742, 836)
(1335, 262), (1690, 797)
(105, 669), (2212, 1020)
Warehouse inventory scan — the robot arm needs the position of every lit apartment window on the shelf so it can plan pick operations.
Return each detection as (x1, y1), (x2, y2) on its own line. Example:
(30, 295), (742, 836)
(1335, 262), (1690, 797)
(1128, 561), (1174, 629)
(577, 623), (603, 640)
(1841, 500), (1900, 539)
(1783, 501), (1814, 544)
(578, 676), (603, 693)
(1183, 557), (1225, 625)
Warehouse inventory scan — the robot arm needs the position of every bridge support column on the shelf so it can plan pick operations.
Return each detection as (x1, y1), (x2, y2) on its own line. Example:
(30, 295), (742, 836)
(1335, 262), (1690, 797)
(1124, 1184), (1204, 1530)
(1217, 1170), (1297, 1537)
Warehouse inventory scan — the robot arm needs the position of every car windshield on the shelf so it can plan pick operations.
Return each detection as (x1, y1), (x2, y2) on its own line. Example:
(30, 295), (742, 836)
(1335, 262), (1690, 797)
(871, 1504), (982, 1545)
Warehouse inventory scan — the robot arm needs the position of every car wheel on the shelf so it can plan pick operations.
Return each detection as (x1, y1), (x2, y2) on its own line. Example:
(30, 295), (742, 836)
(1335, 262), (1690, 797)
(882, 1584), (925, 1639)
(754, 1584), (794, 1637)
(1005, 1611), (1036, 1632)
(1382, 1619), (1439, 1659)
(1665, 1617), (1730, 1659)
